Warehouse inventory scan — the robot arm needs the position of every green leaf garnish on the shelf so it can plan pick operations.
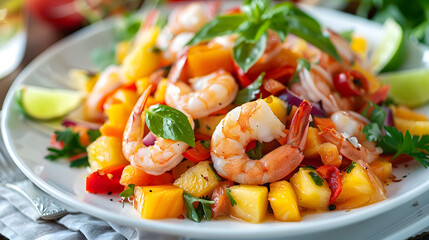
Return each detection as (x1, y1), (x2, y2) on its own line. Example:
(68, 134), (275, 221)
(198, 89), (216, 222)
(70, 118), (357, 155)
(346, 162), (356, 174)
(200, 140), (211, 150)
(87, 129), (101, 142)
(246, 141), (264, 160)
(209, 163), (222, 181)
(69, 156), (90, 168)
(362, 123), (382, 142)
(183, 192), (215, 222)
(339, 29), (354, 43)
(225, 188), (237, 206)
(120, 184), (135, 208)
(90, 44), (117, 70)
(361, 101), (386, 129)
(308, 171), (323, 186)
(233, 72), (265, 105)
(146, 104), (195, 147)
(187, 0), (340, 73)
(290, 58), (311, 84)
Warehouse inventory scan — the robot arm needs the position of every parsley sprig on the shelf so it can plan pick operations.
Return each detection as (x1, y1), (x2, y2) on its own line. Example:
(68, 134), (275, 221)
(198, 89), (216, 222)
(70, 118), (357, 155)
(361, 101), (429, 168)
(45, 128), (100, 168)
(187, 0), (340, 73)
(183, 192), (215, 222)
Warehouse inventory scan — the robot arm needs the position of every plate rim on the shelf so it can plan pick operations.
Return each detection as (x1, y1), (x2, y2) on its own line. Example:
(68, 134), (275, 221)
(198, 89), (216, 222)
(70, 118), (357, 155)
(2, 5), (429, 239)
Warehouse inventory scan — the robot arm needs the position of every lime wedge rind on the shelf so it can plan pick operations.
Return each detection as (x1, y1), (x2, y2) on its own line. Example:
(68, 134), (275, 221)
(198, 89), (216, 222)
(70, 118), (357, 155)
(16, 85), (83, 121)
(380, 68), (429, 108)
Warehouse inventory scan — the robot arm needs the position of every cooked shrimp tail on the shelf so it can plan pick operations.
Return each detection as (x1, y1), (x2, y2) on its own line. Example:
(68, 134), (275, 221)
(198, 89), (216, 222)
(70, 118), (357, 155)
(288, 100), (312, 150)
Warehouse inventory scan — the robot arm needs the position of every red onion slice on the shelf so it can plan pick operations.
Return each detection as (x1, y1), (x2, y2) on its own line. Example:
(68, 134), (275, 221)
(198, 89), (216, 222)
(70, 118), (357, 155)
(382, 106), (394, 127)
(62, 118), (101, 130)
(142, 132), (157, 146)
(276, 89), (326, 117)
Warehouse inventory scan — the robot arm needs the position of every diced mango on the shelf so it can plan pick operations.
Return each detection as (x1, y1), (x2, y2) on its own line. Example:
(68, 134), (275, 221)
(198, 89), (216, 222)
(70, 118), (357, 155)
(147, 78), (168, 106)
(136, 77), (152, 95)
(264, 96), (287, 124)
(303, 127), (323, 159)
(87, 136), (128, 172)
(173, 161), (219, 198)
(100, 103), (132, 138)
(290, 168), (331, 209)
(195, 115), (226, 136)
(122, 27), (161, 83)
(133, 185), (183, 219)
(269, 181), (301, 222)
(187, 44), (234, 77)
(394, 117), (429, 136)
(116, 40), (130, 64)
(120, 165), (153, 186)
(69, 69), (99, 93)
(172, 160), (197, 179)
(104, 88), (139, 110)
(335, 195), (371, 210)
(229, 185), (268, 223)
(393, 105), (428, 121)
(350, 36), (367, 58)
(336, 163), (373, 203)
(370, 160), (392, 182)
(318, 142), (341, 167)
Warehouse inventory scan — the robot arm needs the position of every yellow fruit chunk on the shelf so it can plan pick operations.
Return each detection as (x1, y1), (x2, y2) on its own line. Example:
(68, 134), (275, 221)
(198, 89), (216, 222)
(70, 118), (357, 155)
(172, 160), (197, 180)
(393, 105), (428, 121)
(336, 163), (373, 204)
(303, 127), (323, 159)
(370, 160), (392, 182)
(122, 27), (161, 84)
(269, 181), (301, 222)
(147, 78), (168, 106)
(100, 104), (132, 138)
(87, 136), (128, 172)
(173, 161), (219, 198)
(319, 142), (341, 167)
(115, 41), (130, 64)
(290, 168), (331, 209)
(104, 88), (139, 110)
(229, 185), (268, 223)
(351, 36), (367, 58)
(195, 115), (226, 136)
(394, 117), (429, 136)
(136, 77), (152, 95)
(69, 69), (99, 93)
(120, 165), (153, 186)
(133, 185), (184, 219)
(264, 96), (287, 124)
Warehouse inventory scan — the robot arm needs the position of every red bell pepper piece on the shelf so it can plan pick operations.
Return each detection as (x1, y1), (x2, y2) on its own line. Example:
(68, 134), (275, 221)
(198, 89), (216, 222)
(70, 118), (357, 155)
(245, 140), (257, 152)
(194, 133), (211, 141)
(264, 65), (295, 84)
(182, 141), (211, 163)
(368, 85), (390, 104)
(314, 117), (336, 129)
(86, 165), (127, 194)
(316, 165), (342, 205)
(333, 70), (369, 97)
(233, 61), (252, 88)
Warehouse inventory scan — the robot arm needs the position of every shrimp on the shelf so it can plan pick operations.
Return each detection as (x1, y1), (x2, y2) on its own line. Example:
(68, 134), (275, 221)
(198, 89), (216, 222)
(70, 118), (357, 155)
(211, 99), (312, 185)
(318, 127), (380, 164)
(83, 66), (124, 122)
(165, 70), (239, 119)
(331, 111), (371, 143)
(122, 86), (194, 175)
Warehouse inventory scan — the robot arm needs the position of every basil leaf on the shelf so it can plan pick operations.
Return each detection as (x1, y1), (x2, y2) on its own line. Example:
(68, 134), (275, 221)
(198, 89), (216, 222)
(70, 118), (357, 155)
(233, 32), (267, 73)
(146, 104), (195, 147)
(246, 141), (264, 159)
(87, 129), (101, 142)
(242, 0), (271, 22)
(233, 72), (265, 105)
(225, 188), (237, 206)
(308, 171), (324, 186)
(187, 14), (248, 46)
(361, 101), (386, 129)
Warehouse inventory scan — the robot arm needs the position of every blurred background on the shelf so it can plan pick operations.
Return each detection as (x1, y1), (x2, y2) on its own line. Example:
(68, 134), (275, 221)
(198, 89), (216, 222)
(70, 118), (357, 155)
(0, 0), (428, 105)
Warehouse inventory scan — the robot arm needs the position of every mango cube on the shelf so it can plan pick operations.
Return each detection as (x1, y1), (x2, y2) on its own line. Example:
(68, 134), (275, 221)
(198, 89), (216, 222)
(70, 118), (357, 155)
(87, 136), (128, 172)
(336, 163), (373, 203)
(269, 181), (301, 222)
(195, 115), (226, 136)
(370, 160), (392, 182)
(229, 185), (268, 223)
(303, 127), (323, 158)
(133, 185), (183, 219)
(290, 168), (331, 209)
(173, 161), (219, 198)
(264, 96), (287, 124)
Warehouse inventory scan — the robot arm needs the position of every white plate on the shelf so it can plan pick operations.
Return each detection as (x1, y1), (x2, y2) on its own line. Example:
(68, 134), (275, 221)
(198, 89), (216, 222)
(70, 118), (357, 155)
(2, 5), (429, 240)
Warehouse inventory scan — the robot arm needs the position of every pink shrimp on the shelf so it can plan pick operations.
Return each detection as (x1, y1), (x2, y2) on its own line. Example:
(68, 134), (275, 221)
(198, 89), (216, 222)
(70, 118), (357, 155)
(211, 99), (312, 185)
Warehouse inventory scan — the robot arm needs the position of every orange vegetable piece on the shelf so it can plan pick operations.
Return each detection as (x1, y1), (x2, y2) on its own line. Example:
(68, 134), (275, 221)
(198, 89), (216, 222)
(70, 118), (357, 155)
(120, 165), (154, 186)
(187, 44), (234, 77)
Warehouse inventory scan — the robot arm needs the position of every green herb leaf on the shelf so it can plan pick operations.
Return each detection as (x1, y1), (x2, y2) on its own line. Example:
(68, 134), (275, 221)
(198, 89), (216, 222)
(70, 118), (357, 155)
(87, 129), (101, 142)
(308, 171), (323, 186)
(346, 162), (356, 174)
(69, 156), (89, 168)
(339, 29), (354, 43)
(242, 0), (271, 22)
(225, 188), (237, 206)
(183, 192), (215, 222)
(45, 128), (87, 162)
(233, 72), (265, 105)
(120, 184), (135, 208)
(200, 140), (211, 150)
(362, 123), (382, 142)
(290, 58), (311, 84)
(246, 141), (264, 160)
(194, 119), (200, 129)
(146, 104), (195, 147)
(187, 14), (248, 46)
(233, 32), (267, 73)
(115, 14), (142, 41)
(361, 101), (387, 129)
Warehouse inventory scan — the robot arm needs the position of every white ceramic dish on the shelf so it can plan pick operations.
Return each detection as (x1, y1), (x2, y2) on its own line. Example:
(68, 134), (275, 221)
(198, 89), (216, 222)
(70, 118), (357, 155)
(2, 5), (429, 240)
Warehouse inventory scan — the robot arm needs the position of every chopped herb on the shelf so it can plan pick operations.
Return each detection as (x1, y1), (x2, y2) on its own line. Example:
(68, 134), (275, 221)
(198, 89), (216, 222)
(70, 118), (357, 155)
(382, 97), (397, 107)
(246, 141), (264, 160)
(361, 101), (386, 129)
(183, 192), (215, 222)
(225, 188), (237, 206)
(233, 72), (265, 105)
(302, 165), (316, 170)
(328, 204), (336, 211)
(69, 156), (90, 168)
(205, 125), (211, 131)
(46, 128), (86, 160)
(114, 13), (142, 41)
(120, 184), (135, 208)
(209, 163), (221, 181)
(308, 171), (323, 186)
(87, 129), (101, 142)
(194, 119), (200, 129)
(200, 140), (211, 149)
(346, 162), (356, 174)
(149, 47), (161, 53)
(290, 58), (311, 85)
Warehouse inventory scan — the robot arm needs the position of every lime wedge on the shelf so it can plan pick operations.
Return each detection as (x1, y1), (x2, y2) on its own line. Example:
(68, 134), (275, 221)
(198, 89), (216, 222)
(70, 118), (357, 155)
(16, 85), (83, 120)
(371, 18), (406, 73)
(380, 68), (429, 108)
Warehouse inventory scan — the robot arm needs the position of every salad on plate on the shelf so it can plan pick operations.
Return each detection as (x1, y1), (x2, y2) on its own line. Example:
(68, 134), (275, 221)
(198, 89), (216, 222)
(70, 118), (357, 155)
(16, 0), (429, 223)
